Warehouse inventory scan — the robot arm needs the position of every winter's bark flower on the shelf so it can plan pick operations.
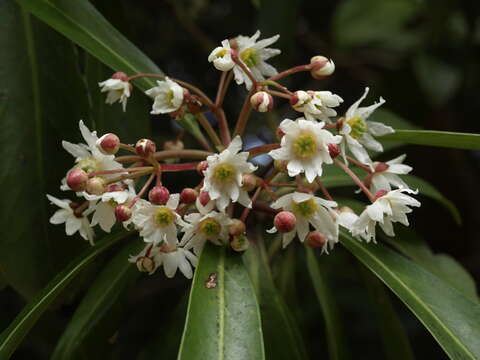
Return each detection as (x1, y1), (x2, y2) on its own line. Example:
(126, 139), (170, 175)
(292, 90), (343, 122)
(98, 76), (131, 111)
(208, 39), (235, 71)
(145, 78), (184, 114)
(369, 155), (412, 193)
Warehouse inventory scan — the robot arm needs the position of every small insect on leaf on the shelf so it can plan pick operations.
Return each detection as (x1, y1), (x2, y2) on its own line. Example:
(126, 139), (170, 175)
(205, 272), (217, 289)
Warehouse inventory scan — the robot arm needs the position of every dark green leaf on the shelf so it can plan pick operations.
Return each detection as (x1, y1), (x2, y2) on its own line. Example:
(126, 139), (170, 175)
(341, 231), (480, 360)
(178, 243), (265, 360)
(0, 231), (131, 359)
(306, 247), (350, 360)
(51, 239), (142, 360)
(379, 130), (480, 150)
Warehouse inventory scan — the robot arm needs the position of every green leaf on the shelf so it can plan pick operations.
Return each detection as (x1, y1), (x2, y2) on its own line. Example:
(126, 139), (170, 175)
(359, 265), (415, 360)
(306, 247), (350, 360)
(341, 231), (480, 360)
(178, 243), (265, 360)
(0, 231), (131, 359)
(51, 239), (142, 360)
(244, 239), (308, 360)
(379, 130), (480, 150)
(0, 0), (90, 298)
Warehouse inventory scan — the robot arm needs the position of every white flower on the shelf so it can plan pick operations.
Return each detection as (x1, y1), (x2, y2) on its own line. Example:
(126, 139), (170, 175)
(269, 192), (338, 252)
(46, 195), (94, 245)
(202, 136), (257, 212)
(233, 30), (281, 90)
(180, 211), (232, 255)
(145, 77), (184, 114)
(98, 78), (131, 112)
(339, 87), (393, 165)
(132, 194), (184, 246)
(269, 118), (342, 183)
(61, 121), (123, 186)
(370, 155), (412, 194)
(351, 189), (421, 242)
(208, 39), (235, 71)
(292, 91), (343, 122)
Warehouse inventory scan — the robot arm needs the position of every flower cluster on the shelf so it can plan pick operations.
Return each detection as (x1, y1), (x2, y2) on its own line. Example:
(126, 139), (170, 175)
(47, 30), (421, 279)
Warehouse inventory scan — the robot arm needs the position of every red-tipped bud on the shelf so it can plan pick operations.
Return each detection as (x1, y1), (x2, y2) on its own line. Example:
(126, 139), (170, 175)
(97, 133), (120, 155)
(250, 91), (274, 112)
(276, 128), (285, 141)
(180, 188), (198, 204)
(115, 205), (132, 222)
(198, 191), (210, 206)
(231, 234), (249, 252)
(149, 186), (170, 205)
(111, 71), (129, 82)
(229, 219), (246, 236)
(307, 231), (327, 248)
(274, 211), (296, 233)
(86, 177), (107, 195)
(374, 162), (389, 173)
(374, 189), (389, 200)
(163, 139), (184, 152)
(274, 159), (288, 173)
(327, 143), (340, 159)
(290, 90), (310, 108)
(107, 184), (125, 192)
(310, 56), (335, 79)
(136, 256), (155, 273)
(197, 161), (209, 176)
(242, 174), (258, 192)
(135, 138), (156, 158)
(67, 168), (88, 191)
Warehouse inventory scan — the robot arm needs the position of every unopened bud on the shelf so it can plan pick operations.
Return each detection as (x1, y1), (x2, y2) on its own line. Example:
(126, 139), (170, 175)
(374, 162), (389, 173)
(197, 161), (209, 176)
(67, 168), (88, 191)
(136, 256), (155, 273)
(229, 219), (246, 236)
(242, 174), (258, 192)
(198, 191), (210, 206)
(274, 211), (296, 233)
(163, 139), (184, 152)
(327, 143), (340, 159)
(86, 177), (107, 195)
(97, 133), (120, 155)
(135, 138), (156, 158)
(250, 91), (274, 112)
(180, 188), (198, 204)
(231, 233), (249, 252)
(149, 186), (170, 205)
(111, 71), (129, 82)
(310, 56), (335, 79)
(115, 205), (132, 222)
(307, 231), (327, 248)
(274, 160), (288, 173)
(374, 189), (389, 200)
(290, 90), (310, 108)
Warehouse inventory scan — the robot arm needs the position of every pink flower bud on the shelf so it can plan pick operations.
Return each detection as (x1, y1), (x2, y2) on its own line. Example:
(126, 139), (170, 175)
(198, 191), (210, 206)
(148, 186), (170, 205)
(135, 138), (156, 158)
(111, 71), (129, 82)
(115, 205), (132, 222)
(180, 188), (198, 204)
(242, 174), (258, 192)
(290, 90), (310, 107)
(306, 231), (327, 248)
(374, 162), (389, 173)
(67, 168), (88, 191)
(163, 139), (184, 152)
(229, 219), (246, 236)
(327, 143), (340, 159)
(250, 91), (274, 112)
(86, 177), (107, 195)
(97, 133), (120, 155)
(274, 211), (296, 233)
(197, 161), (209, 176)
(310, 56), (335, 79)
(374, 189), (389, 200)
(136, 256), (155, 273)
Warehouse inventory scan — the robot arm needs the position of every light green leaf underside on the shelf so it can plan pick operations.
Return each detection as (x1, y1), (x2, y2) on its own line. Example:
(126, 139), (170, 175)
(380, 130), (480, 150)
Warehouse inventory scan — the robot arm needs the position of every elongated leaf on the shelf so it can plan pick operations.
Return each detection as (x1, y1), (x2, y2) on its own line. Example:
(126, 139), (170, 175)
(306, 247), (350, 360)
(51, 239), (142, 360)
(244, 239), (308, 360)
(379, 130), (480, 150)
(341, 231), (480, 360)
(0, 231), (131, 359)
(178, 243), (265, 360)
(359, 265), (414, 360)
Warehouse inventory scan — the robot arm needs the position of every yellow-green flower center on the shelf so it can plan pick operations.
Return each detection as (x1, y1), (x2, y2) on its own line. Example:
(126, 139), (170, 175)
(347, 116), (368, 139)
(166, 89), (175, 105)
(213, 163), (236, 184)
(199, 218), (221, 237)
(293, 198), (318, 219)
(215, 49), (228, 58)
(292, 133), (318, 159)
(240, 48), (258, 67)
(76, 158), (101, 173)
(154, 207), (175, 227)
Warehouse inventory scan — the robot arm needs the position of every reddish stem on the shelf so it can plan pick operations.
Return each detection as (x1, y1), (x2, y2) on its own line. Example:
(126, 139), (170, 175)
(334, 159), (375, 202)
(161, 162), (199, 172)
(267, 64), (312, 82)
(248, 143), (280, 158)
(315, 179), (334, 202)
(88, 166), (152, 177)
(129, 172), (155, 207)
